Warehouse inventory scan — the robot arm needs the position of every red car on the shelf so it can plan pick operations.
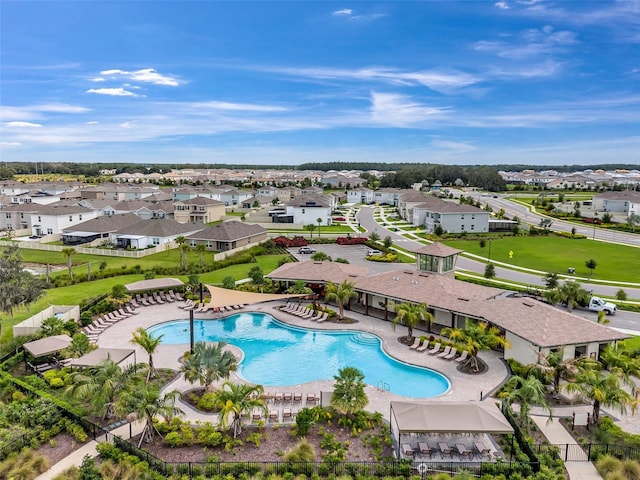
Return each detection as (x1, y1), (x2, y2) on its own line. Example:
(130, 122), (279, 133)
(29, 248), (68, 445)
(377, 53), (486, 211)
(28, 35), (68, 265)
(333, 217), (346, 221)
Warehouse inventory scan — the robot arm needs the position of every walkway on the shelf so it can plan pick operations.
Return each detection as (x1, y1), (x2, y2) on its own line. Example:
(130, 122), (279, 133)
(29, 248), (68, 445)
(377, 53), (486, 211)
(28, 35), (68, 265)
(531, 415), (602, 480)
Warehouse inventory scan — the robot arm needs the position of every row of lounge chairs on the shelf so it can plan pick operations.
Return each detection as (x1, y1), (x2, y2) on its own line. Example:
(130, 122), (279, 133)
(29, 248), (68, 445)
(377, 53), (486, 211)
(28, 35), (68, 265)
(181, 300), (245, 313)
(280, 303), (328, 322)
(402, 440), (493, 460)
(266, 392), (317, 405)
(83, 306), (139, 341)
(134, 290), (182, 306)
(408, 339), (469, 363)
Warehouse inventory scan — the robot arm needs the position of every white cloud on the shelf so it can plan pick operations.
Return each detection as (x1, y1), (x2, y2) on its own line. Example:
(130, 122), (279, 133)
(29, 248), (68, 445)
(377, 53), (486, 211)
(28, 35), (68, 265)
(86, 87), (139, 97)
(99, 68), (180, 86)
(120, 121), (137, 128)
(86, 121), (99, 125)
(260, 65), (479, 93)
(184, 101), (287, 112)
(495, 2), (509, 9)
(91, 77), (106, 82)
(0, 142), (22, 146)
(431, 139), (478, 153)
(474, 26), (578, 59)
(5, 121), (42, 127)
(333, 9), (352, 16)
(370, 91), (448, 126)
(1, 103), (90, 121)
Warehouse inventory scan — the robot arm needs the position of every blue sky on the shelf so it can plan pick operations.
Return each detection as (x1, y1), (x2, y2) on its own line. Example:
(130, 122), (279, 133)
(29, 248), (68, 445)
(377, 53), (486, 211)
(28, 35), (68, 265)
(1, 1), (639, 166)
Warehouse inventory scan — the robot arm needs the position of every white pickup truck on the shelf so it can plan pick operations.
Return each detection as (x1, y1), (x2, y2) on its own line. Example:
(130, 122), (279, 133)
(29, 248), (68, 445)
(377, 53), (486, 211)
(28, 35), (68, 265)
(586, 296), (617, 315)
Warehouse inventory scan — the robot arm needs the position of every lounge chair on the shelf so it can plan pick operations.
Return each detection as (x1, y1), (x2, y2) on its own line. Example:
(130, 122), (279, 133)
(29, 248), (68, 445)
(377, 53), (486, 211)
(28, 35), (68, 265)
(443, 347), (458, 360)
(299, 309), (316, 319)
(124, 305), (138, 315)
(437, 346), (452, 358)
(129, 297), (140, 308)
(154, 292), (164, 304)
(306, 393), (317, 405)
(137, 294), (149, 306)
(408, 338), (422, 349)
(416, 341), (431, 352)
(293, 393), (302, 403)
(105, 312), (121, 322)
(315, 312), (329, 323)
(144, 293), (156, 305)
(282, 408), (293, 421)
(283, 392), (292, 402)
(252, 408), (263, 422)
(308, 311), (324, 321)
(273, 392), (283, 403)
(268, 409), (279, 423)
(455, 350), (470, 363)
(181, 299), (195, 310)
(170, 290), (183, 301)
(426, 342), (442, 355)
(401, 443), (415, 458)
(117, 308), (132, 318)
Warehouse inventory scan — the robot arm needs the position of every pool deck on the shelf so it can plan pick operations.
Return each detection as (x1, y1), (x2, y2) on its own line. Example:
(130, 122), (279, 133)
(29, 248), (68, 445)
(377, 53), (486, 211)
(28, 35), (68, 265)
(96, 300), (510, 420)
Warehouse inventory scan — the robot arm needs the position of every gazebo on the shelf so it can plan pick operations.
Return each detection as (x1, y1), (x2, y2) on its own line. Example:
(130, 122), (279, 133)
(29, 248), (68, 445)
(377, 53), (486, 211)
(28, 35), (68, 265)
(70, 348), (136, 369)
(390, 401), (514, 461)
(125, 277), (184, 292)
(23, 334), (72, 358)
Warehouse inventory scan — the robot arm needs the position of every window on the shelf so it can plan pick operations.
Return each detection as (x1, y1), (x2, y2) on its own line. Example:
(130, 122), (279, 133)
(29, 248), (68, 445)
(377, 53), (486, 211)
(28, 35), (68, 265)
(189, 240), (196, 247)
(442, 255), (454, 271)
(206, 241), (212, 248)
(69, 216), (73, 221)
(47, 228), (53, 235)
(302, 208), (305, 214)
(152, 237), (160, 245)
(79, 215), (82, 221)
(419, 254), (439, 273)
(470, 225), (475, 230)
(5, 213), (10, 219)
(38, 216), (41, 223)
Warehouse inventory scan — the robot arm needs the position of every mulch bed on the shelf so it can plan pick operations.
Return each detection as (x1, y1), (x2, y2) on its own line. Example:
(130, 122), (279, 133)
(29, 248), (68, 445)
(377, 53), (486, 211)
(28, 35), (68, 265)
(135, 423), (391, 463)
(36, 433), (88, 466)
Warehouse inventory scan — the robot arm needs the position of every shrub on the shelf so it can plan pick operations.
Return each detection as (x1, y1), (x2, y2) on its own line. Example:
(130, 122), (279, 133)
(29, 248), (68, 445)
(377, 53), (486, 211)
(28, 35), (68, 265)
(197, 392), (218, 411)
(165, 431), (183, 447)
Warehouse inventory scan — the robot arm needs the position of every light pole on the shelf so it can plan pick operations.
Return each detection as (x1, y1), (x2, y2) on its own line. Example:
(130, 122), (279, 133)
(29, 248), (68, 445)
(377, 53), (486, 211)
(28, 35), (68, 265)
(593, 215), (598, 239)
(488, 239), (492, 263)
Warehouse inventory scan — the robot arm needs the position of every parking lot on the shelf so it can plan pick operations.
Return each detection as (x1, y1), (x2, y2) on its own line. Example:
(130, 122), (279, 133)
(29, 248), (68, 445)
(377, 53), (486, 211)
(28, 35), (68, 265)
(288, 244), (409, 274)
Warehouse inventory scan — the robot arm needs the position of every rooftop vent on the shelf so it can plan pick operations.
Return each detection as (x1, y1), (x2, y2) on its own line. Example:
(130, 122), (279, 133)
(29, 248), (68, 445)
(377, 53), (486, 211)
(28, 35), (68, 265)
(457, 297), (470, 302)
(523, 302), (534, 307)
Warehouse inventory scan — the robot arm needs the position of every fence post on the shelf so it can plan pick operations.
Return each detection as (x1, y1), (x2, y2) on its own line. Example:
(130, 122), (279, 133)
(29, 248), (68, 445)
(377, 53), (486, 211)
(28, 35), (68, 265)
(588, 443), (592, 460)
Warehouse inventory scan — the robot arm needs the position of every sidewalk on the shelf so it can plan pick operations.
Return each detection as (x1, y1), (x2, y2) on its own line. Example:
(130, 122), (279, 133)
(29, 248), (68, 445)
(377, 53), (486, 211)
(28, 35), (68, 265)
(531, 415), (602, 480)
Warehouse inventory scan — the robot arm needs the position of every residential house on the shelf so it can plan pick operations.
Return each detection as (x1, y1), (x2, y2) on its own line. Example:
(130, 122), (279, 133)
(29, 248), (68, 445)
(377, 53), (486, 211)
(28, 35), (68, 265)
(373, 188), (402, 206)
(593, 191), (640, 216)
(61, 213), (142, 245)
(347, 188), (375, 204)
(218, 188), (254, 207)
(80, 183), (159, 201)
(273, 195), (334, 225)
(26, 203), (99, 237)
(413, 197), (489, 233)
(111, 218), (203, 249)
(397, 190), (429, 223)
(186, 221), (267, 251)
(173, 197), (226, 224)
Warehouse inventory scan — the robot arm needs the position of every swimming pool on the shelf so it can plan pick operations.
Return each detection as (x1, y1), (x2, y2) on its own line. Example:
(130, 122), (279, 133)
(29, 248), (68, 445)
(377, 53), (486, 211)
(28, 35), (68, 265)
(148, 312), (450, 398)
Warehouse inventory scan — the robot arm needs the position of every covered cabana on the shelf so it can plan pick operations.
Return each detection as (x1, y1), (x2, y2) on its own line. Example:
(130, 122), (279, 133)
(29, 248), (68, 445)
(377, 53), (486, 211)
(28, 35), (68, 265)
(202, 284), (307, 310)
(70, 348), (136, 369)
(390, 401), (514, 461)
(125, 278), (184, 293)
(23, 334), (72, 358)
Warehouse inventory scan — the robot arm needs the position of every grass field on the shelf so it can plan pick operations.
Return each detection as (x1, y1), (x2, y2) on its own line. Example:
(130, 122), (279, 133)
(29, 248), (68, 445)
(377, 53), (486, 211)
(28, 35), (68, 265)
(1, 254), (290, 342)
(441, 236), (640, 283)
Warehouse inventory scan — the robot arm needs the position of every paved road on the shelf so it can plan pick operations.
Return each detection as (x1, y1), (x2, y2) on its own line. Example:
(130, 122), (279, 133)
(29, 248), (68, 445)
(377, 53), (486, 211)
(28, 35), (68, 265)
(466, 191), (640, 247)
(354, 205), (640, 332)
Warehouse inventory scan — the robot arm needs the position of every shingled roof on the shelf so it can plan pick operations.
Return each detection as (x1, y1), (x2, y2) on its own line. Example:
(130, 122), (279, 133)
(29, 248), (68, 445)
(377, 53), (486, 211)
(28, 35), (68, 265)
(187, 221), (265, 241)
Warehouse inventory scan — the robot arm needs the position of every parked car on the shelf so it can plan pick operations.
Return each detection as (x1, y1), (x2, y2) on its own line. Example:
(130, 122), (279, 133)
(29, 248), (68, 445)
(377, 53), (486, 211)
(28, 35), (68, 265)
(367, 249), (382, 256)
(333, 217), (346, 222)
(298, 246), (316, 254)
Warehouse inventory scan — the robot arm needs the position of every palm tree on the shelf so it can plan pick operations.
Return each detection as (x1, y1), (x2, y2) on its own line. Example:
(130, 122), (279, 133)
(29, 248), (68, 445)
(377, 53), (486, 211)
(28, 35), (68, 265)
(66, 360), (144, 419)
(499, 374), (551, 431)
(117, 384), (182, 447)
(627, 213), (640, 233)
(61, 247), (75, 280)
(600, 347), (640, 394)
(442, 322), (510, 372)
(530, 349), (598, 399)
(330, 366), (369, 416)
(564, 369), (637, 425)
(181, 341), (238, 393)
(194, 244), (207, 268)
(305, 223), (316, 238)
(179, 243), (191, 271)
(175, 235), (187, 269)
(557, 281), (590, 312)
(392, 302), (433, 342)
(325, 280), (358, 320)
(214, 381), (266, 438)
(131, 327), (163, 381)
(316, 217), (322, 237)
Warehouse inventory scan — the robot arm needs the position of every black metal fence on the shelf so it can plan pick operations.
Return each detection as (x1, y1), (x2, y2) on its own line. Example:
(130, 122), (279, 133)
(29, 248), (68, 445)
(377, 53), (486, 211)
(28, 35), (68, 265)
(535, 443), (640, 462)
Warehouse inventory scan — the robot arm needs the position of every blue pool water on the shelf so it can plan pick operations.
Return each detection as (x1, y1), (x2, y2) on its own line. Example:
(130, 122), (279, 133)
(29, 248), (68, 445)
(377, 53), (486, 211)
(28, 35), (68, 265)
(148, 312), (450, 398)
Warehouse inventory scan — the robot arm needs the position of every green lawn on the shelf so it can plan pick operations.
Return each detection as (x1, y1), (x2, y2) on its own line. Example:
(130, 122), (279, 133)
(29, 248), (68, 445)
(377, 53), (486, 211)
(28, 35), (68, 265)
(1, 254), (290, 342)
(441, 236), (640, 283)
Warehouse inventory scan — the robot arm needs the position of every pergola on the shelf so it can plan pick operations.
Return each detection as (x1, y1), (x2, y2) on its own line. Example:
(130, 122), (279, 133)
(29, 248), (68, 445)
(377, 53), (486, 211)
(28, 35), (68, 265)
(70, 348), (136, 368)
(125, 277), (184, 292)
(390, 401), (514, 458)
(23, 335), (72, 358)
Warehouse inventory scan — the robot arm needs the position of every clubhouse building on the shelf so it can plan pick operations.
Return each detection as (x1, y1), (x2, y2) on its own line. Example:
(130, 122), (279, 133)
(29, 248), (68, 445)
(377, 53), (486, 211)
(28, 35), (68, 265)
(267, 243), (628, 365)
